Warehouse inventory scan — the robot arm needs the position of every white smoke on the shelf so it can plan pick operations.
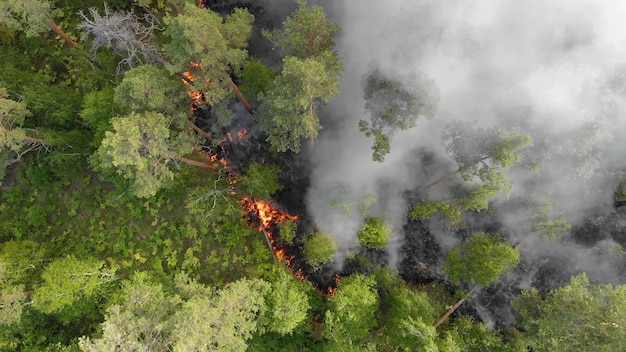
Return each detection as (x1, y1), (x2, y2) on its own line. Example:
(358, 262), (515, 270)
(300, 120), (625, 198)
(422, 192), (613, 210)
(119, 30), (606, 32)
(306, 0), (626, 275)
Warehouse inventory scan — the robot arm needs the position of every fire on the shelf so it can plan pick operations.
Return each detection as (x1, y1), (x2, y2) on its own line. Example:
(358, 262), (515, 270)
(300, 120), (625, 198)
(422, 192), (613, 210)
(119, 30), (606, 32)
(237, 129), (249, 139)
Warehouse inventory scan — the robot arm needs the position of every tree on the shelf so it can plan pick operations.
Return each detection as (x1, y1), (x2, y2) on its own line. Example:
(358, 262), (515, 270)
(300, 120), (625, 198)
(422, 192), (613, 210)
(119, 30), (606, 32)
(171, 278), (270, 351)
(78, 4), (162, 74)
(263, 270), (310, 335)
(359, 68), (440, 162)
(443, 232), (519, 287)
(163, 4), (254, 106)
(0, 0), (77, 47)
(237, 162), (283, 200)
(0, 88), (51, 179)
(303, 231), (337, 269)
(277, 219), (297, 245)
(264, 0), (339, 59)
(114, 65), (185, 113)
(421, 123), (534, 214)
(95, 111), (216, 198)
(357, 217), (391, 249)
(513, 273), (626, 352)
(79, 272), (178, 352)
(257, 56), (340, 152)
(32, 256), (115, 316)
(325, 274), (379, 350)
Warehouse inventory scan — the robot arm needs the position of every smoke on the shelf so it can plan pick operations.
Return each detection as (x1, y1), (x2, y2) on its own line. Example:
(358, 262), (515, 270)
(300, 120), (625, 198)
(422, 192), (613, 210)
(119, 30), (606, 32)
(305, 0), (626, 281)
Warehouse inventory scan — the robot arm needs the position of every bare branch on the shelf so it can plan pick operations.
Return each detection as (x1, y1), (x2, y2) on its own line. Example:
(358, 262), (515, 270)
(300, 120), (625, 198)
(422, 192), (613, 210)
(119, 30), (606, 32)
(78, 4), (162, 75)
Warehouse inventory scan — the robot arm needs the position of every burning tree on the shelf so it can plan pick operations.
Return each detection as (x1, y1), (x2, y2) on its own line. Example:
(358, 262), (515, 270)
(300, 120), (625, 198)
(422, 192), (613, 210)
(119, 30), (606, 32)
(359, 67), (440, 162)
(163, 4), (254, 107)
(95, 111), (216, 198)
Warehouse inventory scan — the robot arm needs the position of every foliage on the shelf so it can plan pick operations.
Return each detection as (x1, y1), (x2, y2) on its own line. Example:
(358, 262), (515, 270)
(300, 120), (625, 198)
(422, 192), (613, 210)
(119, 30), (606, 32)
(325, 274), (379, 349)
(78, 272), (178, 351)
(443, 232), (519, 287)
(80, 88), (115, 148)
(163, 4), (254, 105)
(0, 0), (54, 37)
(0, 87), (50, 177)
(172, 278), (270, 351)
(257, 55), (341, 152)
(32, 256), (115, 318)
(409, 199), (462, 228)
(95, 111), (196, 198)
(357, 217), (391, 249)
(303, 231), (337, 269)
(263, 270), (310, 335)
(529, 199), (571, 241)
(239, 58), (276, 105)
(513, 273), (626, 352)
(442, 122), (533, 181)
(237, 162), (283, 200)
(359, 68), (440, 162)
(277, 219), (297, 245)
(114, 65), (185, 113)
(263, 0), (339, 59)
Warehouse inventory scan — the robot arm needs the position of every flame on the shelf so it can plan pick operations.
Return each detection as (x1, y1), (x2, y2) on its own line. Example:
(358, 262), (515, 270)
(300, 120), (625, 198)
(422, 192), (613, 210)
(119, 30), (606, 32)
(237, 129), (249, 139)
(227, 132), (233, 142)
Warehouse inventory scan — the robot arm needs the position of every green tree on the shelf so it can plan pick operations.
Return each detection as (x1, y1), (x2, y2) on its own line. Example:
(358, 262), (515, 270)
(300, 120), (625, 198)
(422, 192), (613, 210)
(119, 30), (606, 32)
(32, 256), (115, 316)
(325, 274), (379, 350)
(357, 217), (391, 249)
(95, 111), (216, 198)
(513, 273), (626, 352)
(237, 162), (283, 200)
(359, 68), (440, 162)
(277, 219), (297, 245)
(239, 58), (276, 105)
(257, 56), (340, 152)
(0, 88), (51, 179)
(114, 65), (185, 113)
(264, 0), (339, 59)
(163, 4), (254, 106)
(171, 278), (270, 351)
(303, 230), (337, 269)
(263, 270), (310, 335)
(443, 232), (519, 287)
(79, 272), (178, 352)
(422, 123), (534, 213)
(80, 88), (116, 148)
(0, 0), (77, 47)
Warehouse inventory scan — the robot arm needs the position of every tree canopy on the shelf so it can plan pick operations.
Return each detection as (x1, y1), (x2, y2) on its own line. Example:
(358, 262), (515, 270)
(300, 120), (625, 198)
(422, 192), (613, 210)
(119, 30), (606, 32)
(443, 232), (519, 287)
(359, 68), (440, 162)
(513, 273), (626, 352)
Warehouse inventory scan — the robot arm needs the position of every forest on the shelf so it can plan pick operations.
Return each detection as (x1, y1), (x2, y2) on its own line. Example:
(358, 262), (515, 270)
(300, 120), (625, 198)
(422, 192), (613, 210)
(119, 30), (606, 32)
(1, 0), (625, 351)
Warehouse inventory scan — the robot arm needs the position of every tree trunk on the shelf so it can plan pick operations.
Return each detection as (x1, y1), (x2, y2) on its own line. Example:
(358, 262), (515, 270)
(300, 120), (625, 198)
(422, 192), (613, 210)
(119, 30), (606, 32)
(186, 120), (213, 141)
(424, 169), (460, 189)
(43, 17), (77, 48)
(228, 78), (252, 113)
(172, 155), (218, 172)
(0, 290), (34, 301)
(434, 285), (479, 328)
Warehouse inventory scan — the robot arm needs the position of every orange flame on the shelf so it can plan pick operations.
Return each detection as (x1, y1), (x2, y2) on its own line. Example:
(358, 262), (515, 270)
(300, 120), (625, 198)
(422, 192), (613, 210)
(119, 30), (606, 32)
(237, 129), (249, 139)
